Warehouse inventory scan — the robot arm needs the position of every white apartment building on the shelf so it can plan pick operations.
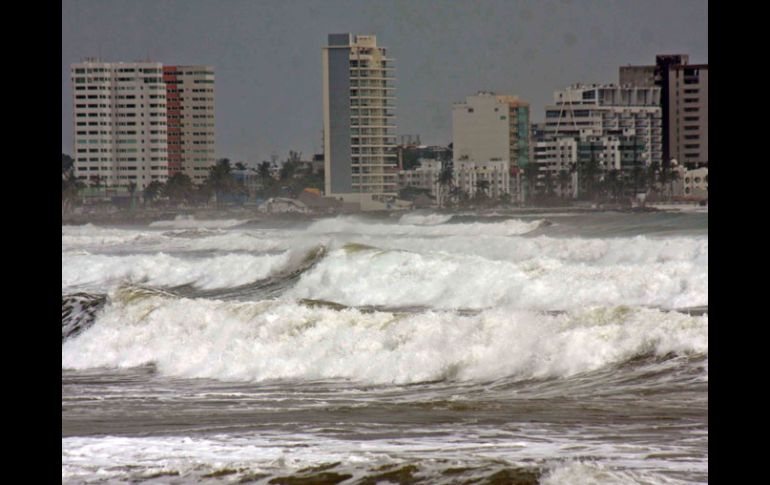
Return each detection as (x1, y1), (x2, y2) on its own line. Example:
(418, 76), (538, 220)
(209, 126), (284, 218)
(72, 60), (168, 190)
(397, 159), (442, 197)
(323, 34), (398, 210)
(535, 84), (662, 198)
(397, 159), (510, 205)
(71, 60), (215, 191)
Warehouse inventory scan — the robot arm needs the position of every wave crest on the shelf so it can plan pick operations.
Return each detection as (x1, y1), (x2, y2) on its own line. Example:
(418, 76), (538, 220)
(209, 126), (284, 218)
(62, 297), (707, 384)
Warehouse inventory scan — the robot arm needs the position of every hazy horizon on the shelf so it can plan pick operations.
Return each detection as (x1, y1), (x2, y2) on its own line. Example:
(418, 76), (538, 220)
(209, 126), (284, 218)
(62, 0), (708, 164)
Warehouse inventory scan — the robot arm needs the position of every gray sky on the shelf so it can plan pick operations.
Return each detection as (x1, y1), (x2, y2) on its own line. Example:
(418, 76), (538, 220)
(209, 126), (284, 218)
(62, 0), (708, 164)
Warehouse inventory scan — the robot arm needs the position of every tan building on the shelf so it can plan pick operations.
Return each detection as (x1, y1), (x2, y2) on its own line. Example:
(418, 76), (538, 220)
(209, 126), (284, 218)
(452, 92), (530, 170)
(70, 59), (215, 191)
(452, 92), (529, 201)
(322, 34), (398, 210)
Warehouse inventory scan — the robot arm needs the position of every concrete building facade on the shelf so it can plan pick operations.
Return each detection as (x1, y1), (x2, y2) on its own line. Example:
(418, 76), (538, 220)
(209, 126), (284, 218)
(71, 59), (215, 191)
(397, 159), (510, 205)
(534, 84), (662, 198)
(452, 92), (530, 170)
(620, 55), (708, 167)
(322, 34), (397, 208)
(452, 92), (529, 201)
(163, 65), (216, 184)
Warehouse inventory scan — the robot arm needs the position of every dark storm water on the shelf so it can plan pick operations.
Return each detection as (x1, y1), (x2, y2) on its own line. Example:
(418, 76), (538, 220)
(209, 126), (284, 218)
(62, 210), (708, 484)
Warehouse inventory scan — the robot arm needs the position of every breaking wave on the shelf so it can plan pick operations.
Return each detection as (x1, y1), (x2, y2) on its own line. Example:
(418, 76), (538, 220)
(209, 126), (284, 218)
(305, 216), (544, 237)
(148, 215), (247, 229)
(286, 244), (707, 311)
(62, 250), (293, 292)
(398, 212), (454, 226)
(62, 290), (707, 384)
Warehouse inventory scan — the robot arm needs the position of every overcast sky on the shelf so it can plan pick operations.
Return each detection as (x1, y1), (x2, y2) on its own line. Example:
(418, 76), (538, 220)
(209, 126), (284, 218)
(62, 0), (708, 164)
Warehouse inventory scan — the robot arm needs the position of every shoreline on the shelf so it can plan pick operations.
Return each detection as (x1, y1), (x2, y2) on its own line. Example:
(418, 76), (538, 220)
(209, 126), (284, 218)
(61, 203), (704, 226)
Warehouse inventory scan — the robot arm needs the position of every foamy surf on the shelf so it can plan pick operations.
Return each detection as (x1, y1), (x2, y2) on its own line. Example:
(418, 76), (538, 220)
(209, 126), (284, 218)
(286, 244), (707, 310)
(62, 290), (707, 384)
(306, 215), (544, 237)
(62, 250), (293, 292)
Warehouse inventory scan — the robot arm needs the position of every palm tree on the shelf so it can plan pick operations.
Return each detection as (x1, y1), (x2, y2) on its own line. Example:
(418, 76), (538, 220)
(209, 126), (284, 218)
(62, 171), (83, 217)
(143, 181), (164, 207)
(523, 164), (539, 205)
(557, 169), (571, 200)
(125, 181), (137, 209)
(646, 162), (661, 200)
(475, 179), (491, 198)
(436, 162), (454, 208)
(205, 158), (236, 206)
(164, 173), (194, 206)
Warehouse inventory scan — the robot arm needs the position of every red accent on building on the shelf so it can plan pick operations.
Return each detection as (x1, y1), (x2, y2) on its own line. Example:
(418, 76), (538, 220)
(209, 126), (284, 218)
(163, 66), (182, 174)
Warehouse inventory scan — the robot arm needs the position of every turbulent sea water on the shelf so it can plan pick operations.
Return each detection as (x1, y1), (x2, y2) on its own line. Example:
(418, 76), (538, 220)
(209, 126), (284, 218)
(62, 210), (708, 484)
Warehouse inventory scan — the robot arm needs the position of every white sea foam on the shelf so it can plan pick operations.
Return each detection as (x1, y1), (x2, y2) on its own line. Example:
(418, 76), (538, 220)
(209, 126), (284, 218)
(398, 212), (453, 225)
(62, 225), (168, 249)
(62, 293), (707, 384)
(61, 251), (291, 291)
(149, 215), (247, 229)
(541, 461), (694, 485)
(286, 245), (707, 310)
(340, 233), (708, 266)
(306, 216), (543, 237)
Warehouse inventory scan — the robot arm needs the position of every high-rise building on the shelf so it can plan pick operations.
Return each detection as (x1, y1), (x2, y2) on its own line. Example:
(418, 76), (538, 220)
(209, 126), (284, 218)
(452, 92), (530, 201)
(452, 92), (530, 170)
(621, 55), (708, 168)
(534, 84), (661, 198)
(163, 66), (216, 184)
(322, 34), (397, 209)
(70, 59), (215, 190)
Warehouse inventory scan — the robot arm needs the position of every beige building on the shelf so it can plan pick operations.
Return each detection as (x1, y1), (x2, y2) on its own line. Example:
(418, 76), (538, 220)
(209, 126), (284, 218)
(70, 60), (215, 191)
(452, 92), (529, 201)
(452, 92), (530, 168)
(322, 34), (398, 210)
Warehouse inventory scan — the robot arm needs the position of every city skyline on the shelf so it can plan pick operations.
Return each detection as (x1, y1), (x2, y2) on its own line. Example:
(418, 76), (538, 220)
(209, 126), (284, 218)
(63, 0), (708, 164)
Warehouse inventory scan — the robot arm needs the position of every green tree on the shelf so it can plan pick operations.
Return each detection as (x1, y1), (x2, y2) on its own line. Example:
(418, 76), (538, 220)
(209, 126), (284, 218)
(204, 158), (237, 205)
(164, 173), (195, 205)
(436, 162), (454, 207)
(143, 181), (164, 206)
(62, 153), (75, 175)
(557, 169), (571, 200)
(523, 164), (539, 205)
(280, 160), (298, 181)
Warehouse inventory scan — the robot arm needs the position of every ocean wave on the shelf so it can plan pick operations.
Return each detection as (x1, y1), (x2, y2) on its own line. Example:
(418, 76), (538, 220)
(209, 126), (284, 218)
(62, 250), (293, 292)
(306, 215), (543, 237)
(286, 245), (707, 311)
(398, 212), (453, 226)
(62, 293), (707, 384)
(148, 215), (248, 229)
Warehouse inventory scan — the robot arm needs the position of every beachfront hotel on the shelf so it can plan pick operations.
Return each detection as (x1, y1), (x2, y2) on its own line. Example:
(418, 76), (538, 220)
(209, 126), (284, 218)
(70, 60), (215, 190)
(322, 34), (398, 210)
(532, 83), (662, 198)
